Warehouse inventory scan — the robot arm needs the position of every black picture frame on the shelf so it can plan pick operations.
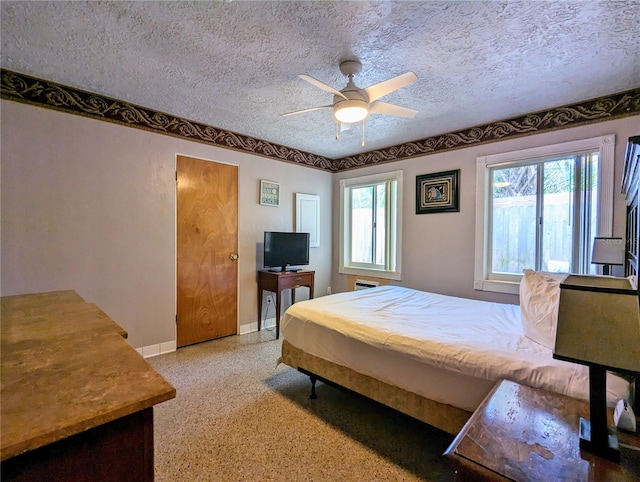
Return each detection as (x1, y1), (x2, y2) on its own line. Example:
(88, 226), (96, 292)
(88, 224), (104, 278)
(415, 169), (460, 214)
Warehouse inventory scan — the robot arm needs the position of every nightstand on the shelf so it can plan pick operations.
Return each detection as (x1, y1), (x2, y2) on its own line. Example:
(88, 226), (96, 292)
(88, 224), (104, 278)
(444, 379), (640, 481)
(257, 270), (314, 339)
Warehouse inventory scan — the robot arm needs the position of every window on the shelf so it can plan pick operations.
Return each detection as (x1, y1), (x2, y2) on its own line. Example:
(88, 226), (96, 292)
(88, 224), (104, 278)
(475, 135), (615, 294)
(339, 170), (403, 280)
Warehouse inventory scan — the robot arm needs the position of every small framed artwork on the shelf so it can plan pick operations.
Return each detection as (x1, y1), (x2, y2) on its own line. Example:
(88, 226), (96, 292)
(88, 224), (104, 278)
(259, 180), (280, 206)
(416, 169), (460, 214)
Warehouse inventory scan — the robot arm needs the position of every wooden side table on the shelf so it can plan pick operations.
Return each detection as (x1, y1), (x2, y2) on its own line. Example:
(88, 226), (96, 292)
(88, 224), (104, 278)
(444, 379), (640, 481)
(257, 270), (314, 339)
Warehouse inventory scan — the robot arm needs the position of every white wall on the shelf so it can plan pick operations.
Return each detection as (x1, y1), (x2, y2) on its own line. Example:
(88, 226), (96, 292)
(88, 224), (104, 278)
(332, 115), (640, 304)
(3, 98), (637, 348)
(1, 100), (333, 348)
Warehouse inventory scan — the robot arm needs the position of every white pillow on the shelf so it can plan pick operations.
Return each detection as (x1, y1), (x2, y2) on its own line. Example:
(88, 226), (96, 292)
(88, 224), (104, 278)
(519, 269), (567, 349)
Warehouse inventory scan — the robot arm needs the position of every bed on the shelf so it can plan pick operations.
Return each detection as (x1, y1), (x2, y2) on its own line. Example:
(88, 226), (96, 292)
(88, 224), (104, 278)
(279, 282), (632, 435)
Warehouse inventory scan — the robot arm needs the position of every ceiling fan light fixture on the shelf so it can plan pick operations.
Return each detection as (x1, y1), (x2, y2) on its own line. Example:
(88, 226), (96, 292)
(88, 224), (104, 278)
(285, 60), (418, 145)
(334, 100), (368, 124)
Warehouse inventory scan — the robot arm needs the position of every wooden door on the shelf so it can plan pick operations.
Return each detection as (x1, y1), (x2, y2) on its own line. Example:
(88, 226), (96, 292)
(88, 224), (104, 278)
(176, 155), (238, 347)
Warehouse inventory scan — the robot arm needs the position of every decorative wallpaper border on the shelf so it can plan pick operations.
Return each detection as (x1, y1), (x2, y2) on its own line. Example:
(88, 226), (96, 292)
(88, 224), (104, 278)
(335, 88), (640, 171)
(2, 69), (639, 173)
(0, 69), (333, 171)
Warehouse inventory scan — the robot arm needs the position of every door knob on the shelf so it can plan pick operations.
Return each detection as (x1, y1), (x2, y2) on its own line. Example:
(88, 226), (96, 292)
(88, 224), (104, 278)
(229, 253), (239, 261)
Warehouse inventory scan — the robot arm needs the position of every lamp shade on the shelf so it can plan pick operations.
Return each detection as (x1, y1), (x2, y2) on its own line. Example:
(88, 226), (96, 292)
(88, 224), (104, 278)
(554, 274), (640, 373)
(591, 237), (625, 266)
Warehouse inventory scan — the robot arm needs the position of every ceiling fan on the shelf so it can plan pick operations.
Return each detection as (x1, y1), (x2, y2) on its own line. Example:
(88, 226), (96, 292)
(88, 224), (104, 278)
(282, 60), (418, 146)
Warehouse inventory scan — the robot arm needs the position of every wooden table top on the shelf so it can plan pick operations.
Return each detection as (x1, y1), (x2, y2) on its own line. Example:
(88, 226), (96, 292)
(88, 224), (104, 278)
(1, 290), (176, 460)
(445, 379), (640, 481)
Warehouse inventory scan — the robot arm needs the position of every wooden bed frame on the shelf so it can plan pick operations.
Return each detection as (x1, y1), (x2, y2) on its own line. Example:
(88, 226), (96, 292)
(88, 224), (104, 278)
(280, 340), (472, 435)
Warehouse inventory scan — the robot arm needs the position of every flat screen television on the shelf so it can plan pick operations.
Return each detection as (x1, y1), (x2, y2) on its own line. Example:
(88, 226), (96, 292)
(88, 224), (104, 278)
(264, 231), (310, 272)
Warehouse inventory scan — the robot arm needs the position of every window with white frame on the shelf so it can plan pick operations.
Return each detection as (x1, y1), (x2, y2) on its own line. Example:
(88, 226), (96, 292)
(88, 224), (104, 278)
(475, 135), (615, 294)
(339, 170), (403, 280)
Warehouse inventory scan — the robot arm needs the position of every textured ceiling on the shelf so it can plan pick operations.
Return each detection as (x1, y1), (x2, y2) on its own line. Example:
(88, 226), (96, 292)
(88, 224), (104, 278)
(1, 1), (639, 159)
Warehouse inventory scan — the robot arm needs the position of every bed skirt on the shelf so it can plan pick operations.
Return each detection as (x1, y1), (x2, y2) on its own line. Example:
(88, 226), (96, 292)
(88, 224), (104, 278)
(280, 339), (472, 435)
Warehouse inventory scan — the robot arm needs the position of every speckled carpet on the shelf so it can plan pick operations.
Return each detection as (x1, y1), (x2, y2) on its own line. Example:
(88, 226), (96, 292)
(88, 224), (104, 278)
(148, 330), (457, 481)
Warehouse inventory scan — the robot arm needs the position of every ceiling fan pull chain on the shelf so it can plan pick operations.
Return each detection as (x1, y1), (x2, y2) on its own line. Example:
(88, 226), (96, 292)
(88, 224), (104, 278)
(336, 121), (340, 140)
(361, 121), (366, 147)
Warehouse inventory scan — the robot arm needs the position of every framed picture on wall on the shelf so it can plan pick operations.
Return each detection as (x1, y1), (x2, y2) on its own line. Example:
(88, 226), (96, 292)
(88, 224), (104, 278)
(259, 180), (280, 206)
(415, 169), (459, 214)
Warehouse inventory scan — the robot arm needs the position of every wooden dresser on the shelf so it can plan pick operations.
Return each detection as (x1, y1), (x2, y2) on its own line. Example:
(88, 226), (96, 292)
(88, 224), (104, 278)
(1, 290), (176, 481)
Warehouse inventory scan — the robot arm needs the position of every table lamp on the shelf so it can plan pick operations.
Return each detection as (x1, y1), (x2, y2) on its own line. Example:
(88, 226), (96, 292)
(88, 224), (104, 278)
(554, 274), (640, 462)
(591, 237), (625, 275)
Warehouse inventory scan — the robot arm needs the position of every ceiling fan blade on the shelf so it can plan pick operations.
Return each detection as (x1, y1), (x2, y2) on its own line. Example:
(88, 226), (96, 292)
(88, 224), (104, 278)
(369, 101), (418, 118)
(299, 75), (348, 100)
(281, 105), (332, 117)
(364, 72), (418, 102)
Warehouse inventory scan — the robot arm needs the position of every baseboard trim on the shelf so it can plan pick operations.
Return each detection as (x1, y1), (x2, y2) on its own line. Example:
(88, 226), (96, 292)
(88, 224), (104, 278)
(239, 318), (276, 335)
(136, 319), (276, 357)
(136, 340), (177, 358)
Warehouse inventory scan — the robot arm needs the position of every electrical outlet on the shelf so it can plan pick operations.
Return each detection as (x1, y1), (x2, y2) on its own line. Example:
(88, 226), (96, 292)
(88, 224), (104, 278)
(327, 286), (332, 295)
(266, 295), (273, 304)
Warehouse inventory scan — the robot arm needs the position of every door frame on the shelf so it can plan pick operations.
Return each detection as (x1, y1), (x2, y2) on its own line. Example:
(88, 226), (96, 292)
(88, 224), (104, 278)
(174, 153), (240, 343)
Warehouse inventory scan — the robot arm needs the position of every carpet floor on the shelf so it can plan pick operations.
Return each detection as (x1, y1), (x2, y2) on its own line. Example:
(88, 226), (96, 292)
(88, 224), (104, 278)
(148, 330), (458, 481)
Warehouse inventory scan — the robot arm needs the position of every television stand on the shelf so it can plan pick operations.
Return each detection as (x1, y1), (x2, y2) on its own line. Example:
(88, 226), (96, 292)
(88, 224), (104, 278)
(257, 269), (315, 339)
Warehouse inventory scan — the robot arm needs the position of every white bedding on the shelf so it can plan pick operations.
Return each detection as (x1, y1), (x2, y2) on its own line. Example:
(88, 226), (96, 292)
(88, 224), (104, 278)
(281, 285), (630, 411)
